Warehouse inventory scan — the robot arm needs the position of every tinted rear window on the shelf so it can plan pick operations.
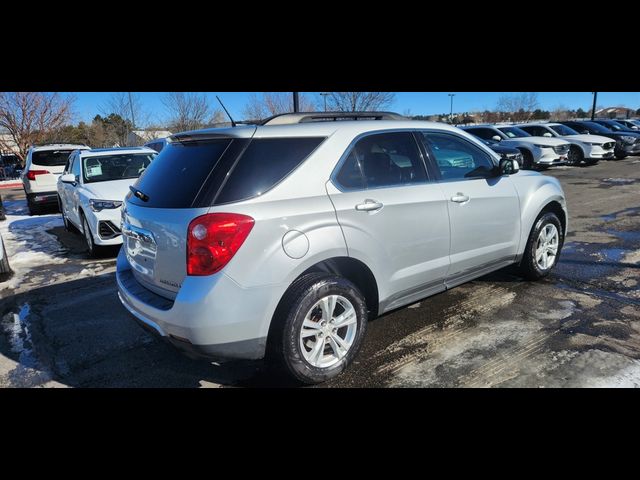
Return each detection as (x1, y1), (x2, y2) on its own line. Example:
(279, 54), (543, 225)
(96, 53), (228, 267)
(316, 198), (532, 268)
(127, 136), (324, 209)
(214, 137), (324, 205)
(32, 149), (75, 167)
(128, 139), (233, 208)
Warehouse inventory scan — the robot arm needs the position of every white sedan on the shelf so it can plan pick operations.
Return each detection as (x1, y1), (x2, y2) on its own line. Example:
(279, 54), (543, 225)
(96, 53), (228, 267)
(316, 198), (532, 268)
(57, 147), (157, 256)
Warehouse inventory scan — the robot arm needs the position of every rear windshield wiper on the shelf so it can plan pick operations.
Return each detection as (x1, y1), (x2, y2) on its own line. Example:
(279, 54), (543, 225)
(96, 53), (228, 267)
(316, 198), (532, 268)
(129, 186), (149, 202)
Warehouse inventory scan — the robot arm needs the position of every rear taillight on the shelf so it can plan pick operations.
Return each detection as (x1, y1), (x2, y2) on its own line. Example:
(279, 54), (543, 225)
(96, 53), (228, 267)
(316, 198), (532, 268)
(26, 170), (50, 181)
(187, 213), (254, 276)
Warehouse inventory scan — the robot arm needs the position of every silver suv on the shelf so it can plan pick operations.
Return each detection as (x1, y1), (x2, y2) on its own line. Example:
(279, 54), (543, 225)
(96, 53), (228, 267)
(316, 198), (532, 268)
(117, 113), (568, 384)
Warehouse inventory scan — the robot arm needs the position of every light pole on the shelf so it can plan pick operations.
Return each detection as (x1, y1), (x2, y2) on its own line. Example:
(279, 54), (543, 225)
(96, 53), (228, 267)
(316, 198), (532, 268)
(591, 92), (598, 120)
(293, 92), (300, 113)
(448, 93), (456, 124)
(320, 92), (330, 112)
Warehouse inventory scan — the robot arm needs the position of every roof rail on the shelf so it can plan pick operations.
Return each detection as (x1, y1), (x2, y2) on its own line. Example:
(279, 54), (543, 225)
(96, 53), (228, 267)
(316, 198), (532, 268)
(31, 142), (89, 148)
(261, 111), (407, 126)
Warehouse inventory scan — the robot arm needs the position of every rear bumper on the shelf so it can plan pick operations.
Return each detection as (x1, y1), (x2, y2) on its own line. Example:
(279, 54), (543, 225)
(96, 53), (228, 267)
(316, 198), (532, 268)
(116, 248), (274, 360)
(26, 191), (59, 205)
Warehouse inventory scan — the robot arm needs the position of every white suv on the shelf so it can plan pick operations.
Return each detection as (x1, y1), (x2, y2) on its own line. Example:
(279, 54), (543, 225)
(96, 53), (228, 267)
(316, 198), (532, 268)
(22, 144), (90, 215)
(461, 125), (570, 170)
(116, 112), (568, 384)
(517, 123), (616, 165)
(57, 147), (157, 256)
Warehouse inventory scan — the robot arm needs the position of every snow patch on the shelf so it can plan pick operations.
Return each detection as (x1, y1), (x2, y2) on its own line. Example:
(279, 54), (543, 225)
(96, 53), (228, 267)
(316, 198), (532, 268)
(0, 200), (66, 292)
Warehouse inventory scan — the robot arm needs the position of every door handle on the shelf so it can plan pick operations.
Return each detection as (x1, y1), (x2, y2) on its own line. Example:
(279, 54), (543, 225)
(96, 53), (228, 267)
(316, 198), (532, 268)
(355, 199), (384, 212)
(451, 193), (470, 203)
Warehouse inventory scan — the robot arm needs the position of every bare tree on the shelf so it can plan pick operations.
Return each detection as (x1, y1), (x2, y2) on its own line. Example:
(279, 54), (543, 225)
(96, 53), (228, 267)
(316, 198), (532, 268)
(495, 93), (540, 122)
(323, 92), (396, 112)
(100, 92), (149, 128)
(242, 92), (316, 121)
(163, 92), (213, 132)
(0, 92), (75, 161)
(550, 104), (571, 121)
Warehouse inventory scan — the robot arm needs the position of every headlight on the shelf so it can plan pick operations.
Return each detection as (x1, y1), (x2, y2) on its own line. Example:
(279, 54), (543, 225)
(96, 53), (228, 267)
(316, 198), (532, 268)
(586, 142), (602, 146)
(621, 136), (637, 144)
(534, 144), (552, 149)
(90, 199), (123, 212)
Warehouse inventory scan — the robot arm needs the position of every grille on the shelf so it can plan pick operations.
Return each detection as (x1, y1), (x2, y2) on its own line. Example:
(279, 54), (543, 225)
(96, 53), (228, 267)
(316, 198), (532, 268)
(553, 144), (570, 155)
(98, 221), (121, 239)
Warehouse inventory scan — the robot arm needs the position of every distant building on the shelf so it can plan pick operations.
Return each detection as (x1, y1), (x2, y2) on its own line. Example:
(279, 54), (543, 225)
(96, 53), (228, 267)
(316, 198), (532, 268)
(127, 130), (172, 146)
(595, 107), (634, 119)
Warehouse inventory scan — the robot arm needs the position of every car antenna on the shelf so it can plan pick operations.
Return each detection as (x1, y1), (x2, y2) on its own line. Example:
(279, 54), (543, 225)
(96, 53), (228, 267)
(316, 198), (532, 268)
(216, 96), (236, 127)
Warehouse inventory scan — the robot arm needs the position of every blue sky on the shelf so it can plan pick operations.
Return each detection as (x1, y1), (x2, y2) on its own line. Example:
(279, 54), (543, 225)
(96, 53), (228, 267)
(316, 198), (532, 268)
(67, 92), (640, 124)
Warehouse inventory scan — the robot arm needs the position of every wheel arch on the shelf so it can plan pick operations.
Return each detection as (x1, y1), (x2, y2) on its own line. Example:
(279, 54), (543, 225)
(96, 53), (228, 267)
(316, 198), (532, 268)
(266, 256), (380, 348)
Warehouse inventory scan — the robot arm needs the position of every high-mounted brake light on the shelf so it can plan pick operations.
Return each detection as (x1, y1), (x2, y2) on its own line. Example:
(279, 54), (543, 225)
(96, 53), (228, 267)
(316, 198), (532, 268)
(187, 213), (254, 276)
(26, 170), (50, 181)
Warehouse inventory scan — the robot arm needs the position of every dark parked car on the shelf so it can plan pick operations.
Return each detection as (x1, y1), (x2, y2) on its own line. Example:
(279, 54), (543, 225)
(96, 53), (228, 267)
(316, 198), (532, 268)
(612, 119), (640, 131)
(559, 121), (640, 159)
(479, 138), (524, 164)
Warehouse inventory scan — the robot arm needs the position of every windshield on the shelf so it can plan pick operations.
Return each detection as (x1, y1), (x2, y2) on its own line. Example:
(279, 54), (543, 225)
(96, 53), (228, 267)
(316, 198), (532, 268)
(32, 149), (75, 167)
(549, 124), (580, 136)
(608, 121), (636, 132)
(82, 153), (155, 184)
(497, 126), (531, 138)
(580, 122), (612, 134)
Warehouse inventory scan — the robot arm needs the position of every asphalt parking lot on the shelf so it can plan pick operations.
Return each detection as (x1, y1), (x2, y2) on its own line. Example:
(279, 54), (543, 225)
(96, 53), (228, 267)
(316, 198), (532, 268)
(1, 158), (639, 387)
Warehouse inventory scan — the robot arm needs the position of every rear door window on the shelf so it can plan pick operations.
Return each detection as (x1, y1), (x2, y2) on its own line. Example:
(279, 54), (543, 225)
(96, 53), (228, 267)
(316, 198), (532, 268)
(333, 132), (427, 190)
(32, 149), (75, 167)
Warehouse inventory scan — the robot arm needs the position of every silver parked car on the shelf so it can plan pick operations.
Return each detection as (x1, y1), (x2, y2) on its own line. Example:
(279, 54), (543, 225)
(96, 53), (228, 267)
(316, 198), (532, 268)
(117, 112), (568, 384)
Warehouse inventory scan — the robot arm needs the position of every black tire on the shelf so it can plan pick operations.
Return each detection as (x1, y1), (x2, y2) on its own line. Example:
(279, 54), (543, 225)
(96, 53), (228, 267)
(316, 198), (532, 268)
(81, 212), (99, 257)
(27, 198), (40, 216)
(614, 146), (627, 160)
(517, 211), (564, 281)
(519, 149), (534, 170)
(59, 196), (78, 233)
(0, 237), (11, 280)
(567, 145), (584, 166)
(268, 272), (368, 385)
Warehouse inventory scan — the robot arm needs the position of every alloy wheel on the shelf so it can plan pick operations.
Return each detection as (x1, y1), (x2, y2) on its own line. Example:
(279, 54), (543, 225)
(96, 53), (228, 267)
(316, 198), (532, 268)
(299, 295), (358, 368)
(535, 223), (559, 270)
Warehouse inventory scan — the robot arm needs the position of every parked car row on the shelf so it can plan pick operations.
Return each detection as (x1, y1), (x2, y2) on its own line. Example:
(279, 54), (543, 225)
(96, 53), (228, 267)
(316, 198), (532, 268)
(460, 119), (640, 170)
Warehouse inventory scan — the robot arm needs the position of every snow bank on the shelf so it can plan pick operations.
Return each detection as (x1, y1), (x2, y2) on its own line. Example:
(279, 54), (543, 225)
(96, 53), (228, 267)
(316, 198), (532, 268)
(0, 200), (66, 291)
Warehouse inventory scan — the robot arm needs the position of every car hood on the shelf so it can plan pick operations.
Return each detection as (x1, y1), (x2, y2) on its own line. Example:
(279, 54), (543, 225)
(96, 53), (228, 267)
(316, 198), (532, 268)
(82, 179), (137, 202)
(509, 136), (569, 146)
(563, 134), (616, 144)
(489, 144), (520, 155)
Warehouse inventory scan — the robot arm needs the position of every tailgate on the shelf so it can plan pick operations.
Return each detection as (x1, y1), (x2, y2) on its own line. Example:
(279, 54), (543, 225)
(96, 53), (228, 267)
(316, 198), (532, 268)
(122, 202), (210, 300)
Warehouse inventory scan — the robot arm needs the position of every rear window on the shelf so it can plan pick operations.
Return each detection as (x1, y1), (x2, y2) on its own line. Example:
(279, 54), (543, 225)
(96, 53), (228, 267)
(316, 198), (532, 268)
(32, 149), (75, 167)
(128, 139), (233, 208)
(214, 137), (324, 205)
(127, 136), (324, 209)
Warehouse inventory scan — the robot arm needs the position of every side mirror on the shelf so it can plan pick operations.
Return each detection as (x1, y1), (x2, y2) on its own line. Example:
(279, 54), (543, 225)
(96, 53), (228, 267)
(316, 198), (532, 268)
(499, 158), (519, 176)
(492, 135), (502, 142)
(543, 132), (552, 137)
(60, 173), (77, 185)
